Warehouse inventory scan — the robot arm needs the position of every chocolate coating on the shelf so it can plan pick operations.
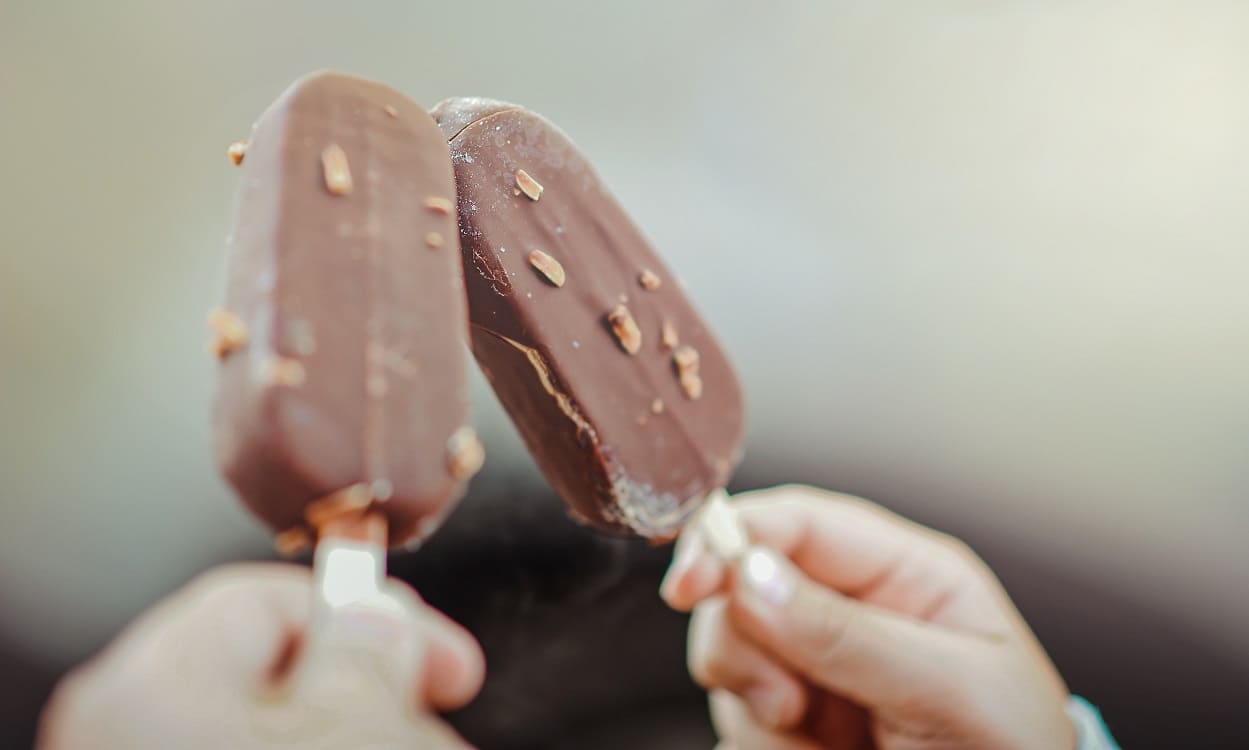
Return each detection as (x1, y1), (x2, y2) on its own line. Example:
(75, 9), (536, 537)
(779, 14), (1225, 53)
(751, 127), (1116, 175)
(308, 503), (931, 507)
(214, 72), (475, 546)
(433, 98), (745, 538)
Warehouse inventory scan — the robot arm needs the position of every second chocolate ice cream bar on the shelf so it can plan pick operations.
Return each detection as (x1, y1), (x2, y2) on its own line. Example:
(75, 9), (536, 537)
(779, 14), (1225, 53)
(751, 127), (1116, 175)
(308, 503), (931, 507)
(433, 98), (745, 538)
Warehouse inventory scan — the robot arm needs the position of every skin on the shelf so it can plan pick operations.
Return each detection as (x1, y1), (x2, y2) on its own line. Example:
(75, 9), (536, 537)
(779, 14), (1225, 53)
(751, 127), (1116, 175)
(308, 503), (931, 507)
(38, 564), (484, 750)
(660, 485), (1076, 750)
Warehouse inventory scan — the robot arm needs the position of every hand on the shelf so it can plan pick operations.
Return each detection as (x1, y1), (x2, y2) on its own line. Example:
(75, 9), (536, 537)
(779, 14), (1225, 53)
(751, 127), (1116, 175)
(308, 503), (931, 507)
(660, 485), (1075, 750)
(38, 563), (484, 749)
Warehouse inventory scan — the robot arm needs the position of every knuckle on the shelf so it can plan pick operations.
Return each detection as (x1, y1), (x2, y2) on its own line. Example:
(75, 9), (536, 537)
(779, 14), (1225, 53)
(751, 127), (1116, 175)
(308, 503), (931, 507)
(182, 569), (259, 613)
(175, 563), (307, 624)
(185, 563), (267, 597)
(765, 483), (822, 509)
(773, 482), (812, 497)
(184, 563), (245, 593)
(943, 535), (979, 563)
(687, 639), (728, 689)
(687, 645), (716, 688)
(930, 532), (987, 573)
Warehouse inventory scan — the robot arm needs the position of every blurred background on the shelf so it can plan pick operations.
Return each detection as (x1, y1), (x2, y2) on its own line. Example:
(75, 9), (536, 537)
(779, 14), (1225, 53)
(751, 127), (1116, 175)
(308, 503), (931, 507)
(3, 0), (1248, 747)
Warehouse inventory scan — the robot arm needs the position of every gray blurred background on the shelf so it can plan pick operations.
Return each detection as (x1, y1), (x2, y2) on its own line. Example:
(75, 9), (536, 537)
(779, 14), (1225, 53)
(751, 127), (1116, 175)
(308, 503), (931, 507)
(2, 1), (1248, 747)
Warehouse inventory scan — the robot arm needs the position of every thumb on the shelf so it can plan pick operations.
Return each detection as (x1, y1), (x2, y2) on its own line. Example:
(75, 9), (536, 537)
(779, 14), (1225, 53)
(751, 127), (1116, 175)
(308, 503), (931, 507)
(293, 547), (426, 709)
(728, 546), (980, 713)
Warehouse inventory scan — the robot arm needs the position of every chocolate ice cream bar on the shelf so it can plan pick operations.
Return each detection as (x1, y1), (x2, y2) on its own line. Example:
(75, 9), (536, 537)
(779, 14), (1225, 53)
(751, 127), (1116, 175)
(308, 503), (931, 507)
(432, 98), (745, 539)
(213, 72), (481, 548)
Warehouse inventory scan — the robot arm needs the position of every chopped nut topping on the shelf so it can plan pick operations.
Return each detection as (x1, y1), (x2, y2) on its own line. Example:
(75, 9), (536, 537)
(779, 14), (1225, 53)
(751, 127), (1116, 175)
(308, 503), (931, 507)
(446, 426), (485, 479)
(673, 345), (700, 372)
(425, 231), (444, 249)
(273, 527), (312, 557)
(515, 169), (543, 200)
(305, 483), (372, 528)
(660, 319), (678, 350)
(513, 188), (521, 196)
(527, 249), (566, 287)
(321, 144), (353, 195)
(208, 308), (248, 359)
(265, 357), (306, 387)
(679, 372), (703, 400)
(227, 140), (248, 166)
(425, 196), (454, 215)
(638, 268), (662, 290)
(673, 345), (703, 400)
(651, 398), (665, 414)
(607, 305), (642, 354)
(383, 104), (399, 118)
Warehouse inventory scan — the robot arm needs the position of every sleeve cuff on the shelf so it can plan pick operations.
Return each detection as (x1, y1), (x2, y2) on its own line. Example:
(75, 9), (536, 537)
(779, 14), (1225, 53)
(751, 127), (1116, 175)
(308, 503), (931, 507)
(1067, 695), (1121, 750)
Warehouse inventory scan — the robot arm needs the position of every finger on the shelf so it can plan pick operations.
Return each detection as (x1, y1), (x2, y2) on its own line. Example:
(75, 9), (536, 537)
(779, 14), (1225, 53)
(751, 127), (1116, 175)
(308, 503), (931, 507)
(417, 610), (485, 712)
(383, 581), (485, 711)
(660, 516), (730, 612)
(296, 597), (423, 717)
(667, 485), (1005, 627)
(730, 545), (984, 715)
(688, 597), (808, 730)
(732, 486), (1002, 623)
(171, 566), (483, 712)
(709, 690), (825, 750)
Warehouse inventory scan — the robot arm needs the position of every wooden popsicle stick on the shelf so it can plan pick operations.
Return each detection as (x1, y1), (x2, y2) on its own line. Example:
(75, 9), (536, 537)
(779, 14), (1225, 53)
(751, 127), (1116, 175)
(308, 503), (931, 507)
(314, 512), (388, 611)
(700, 489), (748, 562)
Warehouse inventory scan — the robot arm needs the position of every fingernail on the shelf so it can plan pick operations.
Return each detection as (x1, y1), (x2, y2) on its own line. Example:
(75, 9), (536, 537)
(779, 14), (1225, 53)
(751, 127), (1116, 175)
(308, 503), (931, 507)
(741, 547), (793, 608)
(659, 535), (701, 602)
